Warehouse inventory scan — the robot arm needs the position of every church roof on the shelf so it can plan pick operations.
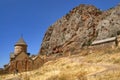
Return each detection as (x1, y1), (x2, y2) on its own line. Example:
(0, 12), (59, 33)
(14, 37), (27, 46)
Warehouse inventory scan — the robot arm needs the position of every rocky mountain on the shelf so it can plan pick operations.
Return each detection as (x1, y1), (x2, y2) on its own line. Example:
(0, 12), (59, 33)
(39, 4), (120, 55)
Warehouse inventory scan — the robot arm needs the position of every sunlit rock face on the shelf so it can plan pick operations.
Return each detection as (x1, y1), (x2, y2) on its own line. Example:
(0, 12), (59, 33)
(39, 4), (120, 55)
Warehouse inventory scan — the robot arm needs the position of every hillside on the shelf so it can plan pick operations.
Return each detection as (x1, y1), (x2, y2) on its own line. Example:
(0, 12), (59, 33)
(39, 4), (120, 55)
(1, 48), (120, 80)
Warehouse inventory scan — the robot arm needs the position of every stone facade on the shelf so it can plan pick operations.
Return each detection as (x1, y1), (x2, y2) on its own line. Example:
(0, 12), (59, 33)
(88, 36), (120, 53)
(4, 37), (44, 74)
(32, 56), (44, 69)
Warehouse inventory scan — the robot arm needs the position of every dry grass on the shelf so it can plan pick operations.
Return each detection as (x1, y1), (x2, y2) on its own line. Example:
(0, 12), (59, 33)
(0, 74), (14, 80)
(87, 69), (120, 80)
(29, 57), (102, 80)
(85, 48), (120, 64)
(1, 48), (120, 80)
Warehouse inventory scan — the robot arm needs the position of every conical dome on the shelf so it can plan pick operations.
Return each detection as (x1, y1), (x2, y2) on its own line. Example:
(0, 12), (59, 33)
(14, 37), (27, 46)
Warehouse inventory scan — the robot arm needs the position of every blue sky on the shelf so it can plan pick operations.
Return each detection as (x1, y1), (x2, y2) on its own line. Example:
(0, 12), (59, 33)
(0, 0), (120, 68)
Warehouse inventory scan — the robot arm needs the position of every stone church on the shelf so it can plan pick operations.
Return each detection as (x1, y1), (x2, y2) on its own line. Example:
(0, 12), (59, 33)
(4, 37), (44, 73)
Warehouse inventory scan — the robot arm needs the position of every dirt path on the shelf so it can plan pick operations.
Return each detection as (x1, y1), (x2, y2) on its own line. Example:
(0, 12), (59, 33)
(5, 77), (21, 80)
(87, 63), (120, 77)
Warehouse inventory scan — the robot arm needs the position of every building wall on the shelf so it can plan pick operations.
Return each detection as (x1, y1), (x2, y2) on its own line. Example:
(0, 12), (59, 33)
(8, 59), (33, 73)
(15, 52), (28, 61)
(89, 40), (117, 53)
(117, 36), (120, 48)
(14, 45), (27, 55)
(33, 57), (43, 69)
(6, 52), (44, 73)
(8, 52), (33, 73)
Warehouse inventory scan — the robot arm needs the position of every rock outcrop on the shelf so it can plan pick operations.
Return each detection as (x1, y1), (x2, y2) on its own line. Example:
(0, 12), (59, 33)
(39, 4), (120, 55)
(96, 5), (120, 40)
